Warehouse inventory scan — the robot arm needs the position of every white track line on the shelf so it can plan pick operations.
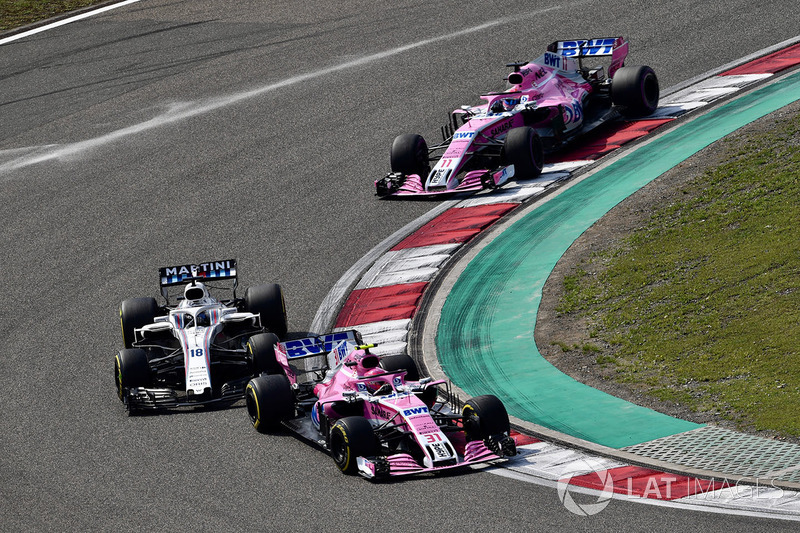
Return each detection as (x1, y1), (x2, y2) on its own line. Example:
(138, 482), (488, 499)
(0, 0), (144, 45)
(0, 5), (571, 174)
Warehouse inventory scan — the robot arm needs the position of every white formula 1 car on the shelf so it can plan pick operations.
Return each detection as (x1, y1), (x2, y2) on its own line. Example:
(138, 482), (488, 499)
(114, 259), (287, 414)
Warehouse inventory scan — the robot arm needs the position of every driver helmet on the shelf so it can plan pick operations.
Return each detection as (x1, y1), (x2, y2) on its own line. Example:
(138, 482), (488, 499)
(195, 310), (211, 327)
(184, 281), (209, 304)
(502, 97), (519, 111)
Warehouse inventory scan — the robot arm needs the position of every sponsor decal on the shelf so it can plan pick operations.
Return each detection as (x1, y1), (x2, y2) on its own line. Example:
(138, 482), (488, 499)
(488, 120), (512, 137)
(453, 131), (475, 140)
(543, 52), (561, 68)
(559, 38), (616, 57)
(369, 404), (392, 419)
(408, 416), (439, 433)
(563, 102), (583, 124)
(392, 376), (403, 388)
(161, 260), (236, 285)
(285, 337), (325, 358)
(320, 332), (353, 351)
(429, 168), (450, 186)
(330, 341), (349, 366)
(284, 332), (355, 359)
(430, 441), (450, 460)
(356, 382), (367, 393)
(402, 406), (429, 416)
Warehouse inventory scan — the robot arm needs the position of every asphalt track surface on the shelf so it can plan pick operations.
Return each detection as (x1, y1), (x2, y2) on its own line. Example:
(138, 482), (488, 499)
(1, 1), (799, 530)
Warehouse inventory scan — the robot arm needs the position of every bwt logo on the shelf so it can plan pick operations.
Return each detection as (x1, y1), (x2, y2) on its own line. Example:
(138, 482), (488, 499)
(453, 131), (475, 140)
(544, 52), (561, 68)
(285, 337), (324, 358)
(402, 407), (428, 416)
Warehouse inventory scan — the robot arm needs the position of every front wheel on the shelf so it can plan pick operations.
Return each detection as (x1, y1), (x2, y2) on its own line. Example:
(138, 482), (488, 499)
(329, 416), (378, 475)
(611, 65), (659, 116)
(245, 374), (293, 433)
(462, 394), (510, 442)
(390, 133), (430, 178)
(502, 127), (543, 180)
(119, 297), (159, 348)
(115, 348), (151, 401)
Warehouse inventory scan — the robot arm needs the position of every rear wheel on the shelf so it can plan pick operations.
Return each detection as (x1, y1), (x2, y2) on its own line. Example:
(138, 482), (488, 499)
(119, 297), (159, 348)
(115, 348), (151, 401)
(502, 127), (543, 180)
(462, 394), (510, 442)
(245, 284), (288, 339)
(247, 332), (281, 374)
(245, 374), (294, 433)
(329, 416), (378, 475)
(390, 133), (430, 178)
(611, 65), (659, 116)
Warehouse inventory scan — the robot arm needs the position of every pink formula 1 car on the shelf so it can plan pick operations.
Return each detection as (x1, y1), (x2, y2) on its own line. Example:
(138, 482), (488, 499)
(245, 332), (516, 478)
(375, 37), (659, 197)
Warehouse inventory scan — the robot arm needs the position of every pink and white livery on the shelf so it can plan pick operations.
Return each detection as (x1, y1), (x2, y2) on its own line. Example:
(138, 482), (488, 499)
(245, 332), (517, 478)
(375, 37), (659, 197)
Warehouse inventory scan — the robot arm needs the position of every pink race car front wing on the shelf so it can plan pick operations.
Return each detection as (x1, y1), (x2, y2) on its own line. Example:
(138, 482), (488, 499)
(355, 435), (517, 478)
(375, 167), (514, 197)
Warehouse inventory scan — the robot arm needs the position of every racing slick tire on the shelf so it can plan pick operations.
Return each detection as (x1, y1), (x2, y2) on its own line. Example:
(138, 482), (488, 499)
(462, 394), (510, 442)
(119, 297), (159, 348)
(390, 133), (430, 178)
(329, 416), (378, 475)
(244, 283), (288, 339)
(245, 374), (293, 433)
(611, 65), (659, 116)
(502, 127), (544, 180)
(115, 348), (151, 401)
(247, 332), (282, 375)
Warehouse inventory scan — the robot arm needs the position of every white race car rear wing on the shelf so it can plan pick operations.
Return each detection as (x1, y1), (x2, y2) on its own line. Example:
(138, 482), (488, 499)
(159, 259), (238, 287)
(158, 259), (238, 301)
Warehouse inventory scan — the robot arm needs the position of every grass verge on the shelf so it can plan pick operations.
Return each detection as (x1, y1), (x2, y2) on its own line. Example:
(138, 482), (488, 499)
(561, 109), (800, 437)
(0, 0), (104, 31)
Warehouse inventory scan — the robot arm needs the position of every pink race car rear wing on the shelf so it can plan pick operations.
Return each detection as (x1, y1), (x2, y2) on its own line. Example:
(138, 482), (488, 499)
(547, 37), (628, 76)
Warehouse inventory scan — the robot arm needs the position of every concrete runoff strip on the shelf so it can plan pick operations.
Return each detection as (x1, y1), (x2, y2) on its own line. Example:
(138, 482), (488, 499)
(435, 68), (800, 449)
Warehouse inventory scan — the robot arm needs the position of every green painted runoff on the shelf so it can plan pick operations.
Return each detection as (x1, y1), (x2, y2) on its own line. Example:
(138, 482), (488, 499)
(437, 70), (800, 448)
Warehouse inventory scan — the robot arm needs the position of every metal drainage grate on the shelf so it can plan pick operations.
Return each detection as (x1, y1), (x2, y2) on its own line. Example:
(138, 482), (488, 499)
(622, 426), (800, 483)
